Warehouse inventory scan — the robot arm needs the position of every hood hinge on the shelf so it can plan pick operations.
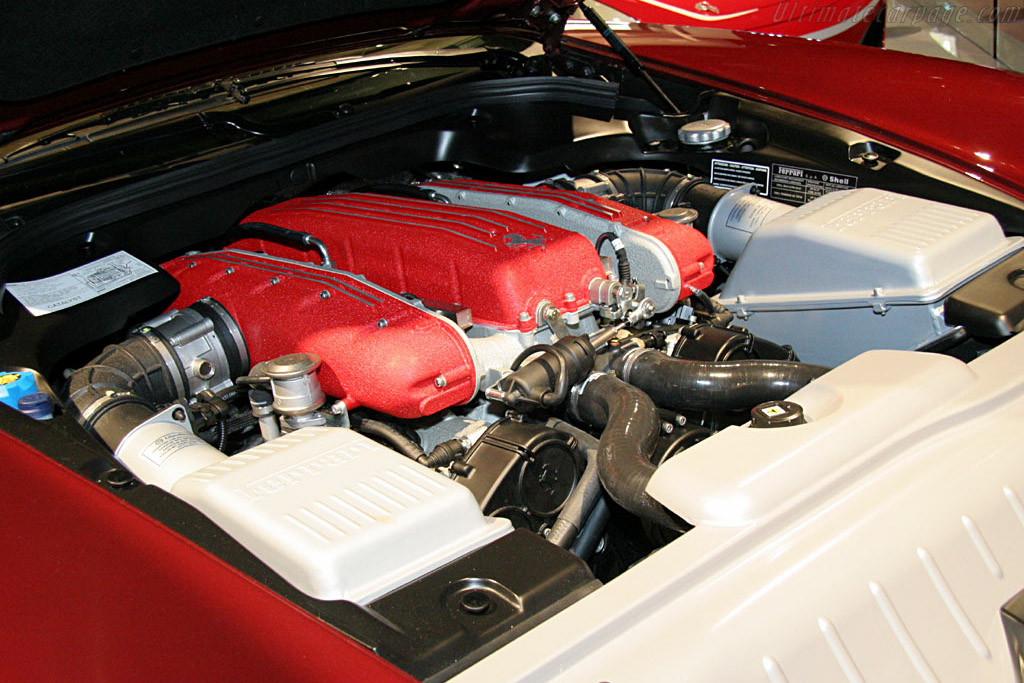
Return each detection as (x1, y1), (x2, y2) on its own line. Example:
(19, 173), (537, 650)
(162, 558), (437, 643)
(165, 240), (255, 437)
(525, 0), (577, 54)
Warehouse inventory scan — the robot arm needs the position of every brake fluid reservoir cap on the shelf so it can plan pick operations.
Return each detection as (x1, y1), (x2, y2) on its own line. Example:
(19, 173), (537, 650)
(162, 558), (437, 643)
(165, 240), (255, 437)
(750, 400), (806, 428)
(679, 119), (731, 146)
(18, 392), (53, 420)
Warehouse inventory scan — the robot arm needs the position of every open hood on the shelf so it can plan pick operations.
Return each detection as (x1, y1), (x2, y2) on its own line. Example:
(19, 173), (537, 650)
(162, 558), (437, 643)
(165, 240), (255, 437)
(0, 0), (547, 103)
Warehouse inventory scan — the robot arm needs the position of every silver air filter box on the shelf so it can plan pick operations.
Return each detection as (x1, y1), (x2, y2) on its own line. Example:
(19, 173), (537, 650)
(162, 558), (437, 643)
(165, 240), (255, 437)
(716, 188), (1022, 365)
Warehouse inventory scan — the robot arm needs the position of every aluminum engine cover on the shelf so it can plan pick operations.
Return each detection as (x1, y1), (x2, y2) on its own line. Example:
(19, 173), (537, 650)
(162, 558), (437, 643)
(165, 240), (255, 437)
(162, 250), (479, 418)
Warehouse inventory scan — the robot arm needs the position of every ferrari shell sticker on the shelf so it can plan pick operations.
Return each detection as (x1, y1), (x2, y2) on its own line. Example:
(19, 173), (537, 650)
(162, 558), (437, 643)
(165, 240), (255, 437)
(711, 159), (858, 206)
(769, 164), (858, 204)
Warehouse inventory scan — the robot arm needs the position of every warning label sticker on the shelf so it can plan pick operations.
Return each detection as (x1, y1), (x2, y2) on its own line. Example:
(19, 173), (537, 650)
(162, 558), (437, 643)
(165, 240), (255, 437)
(7, 251), (156, 316)
(725, 196), (783, 231)
(769, 164), (858, 205)
(141, 431), (207, 467)
(710, 159), (770, 196)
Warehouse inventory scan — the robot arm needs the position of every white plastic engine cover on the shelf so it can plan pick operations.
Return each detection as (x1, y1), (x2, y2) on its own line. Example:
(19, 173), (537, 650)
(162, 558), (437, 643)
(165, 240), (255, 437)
(169, 428), (511, 602)
(716, 188), (1022, 365)
(455, 330), (1024, 683)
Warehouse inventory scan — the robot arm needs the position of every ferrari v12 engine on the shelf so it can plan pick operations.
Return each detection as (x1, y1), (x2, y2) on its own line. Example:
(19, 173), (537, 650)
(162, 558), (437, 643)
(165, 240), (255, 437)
(65, 173), (1023, 611)
(162, 185), (716, 421)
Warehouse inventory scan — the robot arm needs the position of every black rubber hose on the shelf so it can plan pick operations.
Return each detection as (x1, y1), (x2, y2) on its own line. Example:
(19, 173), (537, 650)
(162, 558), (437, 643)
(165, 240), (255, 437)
(595, 232), (632, 284)
(576, 168), (729, 234)
(546, 419), (603, 548)
(569, 496), (611, 560)
(352, 418), (427, 462)
(685, 285), (733, 324)
(417, 438), (466, 469)
(572, 373), (679, 529)
(66, 335), (180, 452)
(495, 336), (597, 411)
(616, 349), (829, 412)
(240, 222), (333, 268)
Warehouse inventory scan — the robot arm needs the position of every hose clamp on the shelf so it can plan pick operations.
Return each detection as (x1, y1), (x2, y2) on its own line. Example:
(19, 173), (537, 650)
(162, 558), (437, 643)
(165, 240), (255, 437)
(568, 371), (606, 421)
(618, 347), (654, 383)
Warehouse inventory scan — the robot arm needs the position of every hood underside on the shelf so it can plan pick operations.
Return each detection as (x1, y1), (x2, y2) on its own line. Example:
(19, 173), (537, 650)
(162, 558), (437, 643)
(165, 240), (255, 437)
(0, 0), (522, 102)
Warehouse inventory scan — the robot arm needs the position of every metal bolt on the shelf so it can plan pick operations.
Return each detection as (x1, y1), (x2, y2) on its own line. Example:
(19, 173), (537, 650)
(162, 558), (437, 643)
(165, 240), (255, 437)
(459, 590), (492, 615)
(547, 11), (562, 23)
(377, 318), (388, 328)
(661, 421), (674, 434)
(544, 307), (560, 320)
(675, 414), (687, 427)
(519, 312), (531, 322)
(434, 375), (447, 388)
(320, 290), (331, 300)
(529, 4), (542, 17)
(564, 292), (576, 302)
(270, 276), (280, 285)
(225, 266), (235, 275)
(171, 407), (187, 422)
(862, 151), (880, 162)
(104, 469), (136, 489)
(187, 261), (197, 269)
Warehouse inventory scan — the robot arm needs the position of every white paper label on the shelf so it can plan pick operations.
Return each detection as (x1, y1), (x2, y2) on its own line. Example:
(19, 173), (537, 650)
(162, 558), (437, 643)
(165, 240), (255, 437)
(7, 251), (157, 316)
(141, 431), (208, 467)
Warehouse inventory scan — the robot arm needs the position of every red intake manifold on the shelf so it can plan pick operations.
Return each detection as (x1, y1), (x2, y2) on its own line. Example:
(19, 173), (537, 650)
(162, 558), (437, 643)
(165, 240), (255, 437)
(163, 251), (478, 419)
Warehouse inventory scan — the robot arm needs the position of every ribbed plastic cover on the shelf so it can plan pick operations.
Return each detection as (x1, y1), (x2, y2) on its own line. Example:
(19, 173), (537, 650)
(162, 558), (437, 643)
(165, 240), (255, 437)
(718, 188), (1022, 308)
(171, 428), (511, 602)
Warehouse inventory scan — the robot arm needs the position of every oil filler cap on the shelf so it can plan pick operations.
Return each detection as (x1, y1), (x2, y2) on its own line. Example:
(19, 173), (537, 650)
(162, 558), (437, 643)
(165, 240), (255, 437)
(678, 119), (731, 146)
(750, 400), (806, 428)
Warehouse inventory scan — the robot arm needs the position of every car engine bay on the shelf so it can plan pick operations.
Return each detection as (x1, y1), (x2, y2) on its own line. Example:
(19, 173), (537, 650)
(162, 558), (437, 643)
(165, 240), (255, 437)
(3, 38), (1024, 679)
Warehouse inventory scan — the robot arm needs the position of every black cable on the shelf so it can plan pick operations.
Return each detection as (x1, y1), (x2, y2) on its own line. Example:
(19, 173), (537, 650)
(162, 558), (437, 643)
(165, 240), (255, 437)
(215, 420), (228, 451)
(595, 232), (632, 284)
(352, 418), (426, 461)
